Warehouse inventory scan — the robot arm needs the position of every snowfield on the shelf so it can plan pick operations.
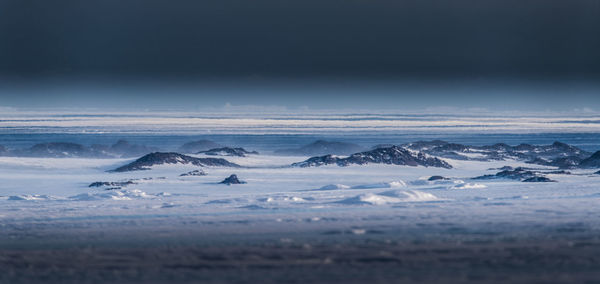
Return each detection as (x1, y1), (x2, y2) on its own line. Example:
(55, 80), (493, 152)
(1, 153), (599, 234)
(2, 148), (600, 284)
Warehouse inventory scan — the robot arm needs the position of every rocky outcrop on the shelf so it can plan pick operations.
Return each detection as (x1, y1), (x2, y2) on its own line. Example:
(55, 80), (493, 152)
(578, 151), (600, 168)
(112, 152), (239, 172)
(405, 140), (590, 165)
(219, 174), (246, 185)
(180, 169), (207, 176)
(178, 140), (223, 153)
(89, 181), (137, 188)
(198, 147), (258, 157)
(474, 167), (556, 182)
(292, 146), (452, 168)
(428, 175), (449, 181)
(522, 176), (556, 182)
(275, 140), (365, 156)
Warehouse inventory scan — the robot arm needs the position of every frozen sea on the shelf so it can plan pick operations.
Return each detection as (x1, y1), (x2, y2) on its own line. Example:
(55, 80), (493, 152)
(1, 112), (600, 283)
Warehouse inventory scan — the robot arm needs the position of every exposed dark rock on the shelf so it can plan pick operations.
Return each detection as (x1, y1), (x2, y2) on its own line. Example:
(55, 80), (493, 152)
(406, 140), (449, 150)
(496, 166), (514, 171)
(180, 169), (207, 176)
(292, 146), (452, 168)
(112, 152), (239, 172)
(370, 144), (395, 150)
(595, 170), (600, 175)
(480, 143), (512, 151)
(220, 174), (246, 185)
(89, 181), (137, 188)
(428, 176), (449, 181)
(578, 151), (600, 168)
(550, 157), (582, 169)
(474, 167), (556, 182)
(405, 140), (590, 165)
(178, 140), (223, 154)
(198, 147), (258, 157)
(522, 177), (556, 182)
(275, 140), (365, 156)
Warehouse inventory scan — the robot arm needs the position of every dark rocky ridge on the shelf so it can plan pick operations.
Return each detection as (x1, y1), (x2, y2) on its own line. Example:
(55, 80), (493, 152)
(198, 147), (258, 157)
(112, 152), (239, 172)
(180, 169), (207, 177)
(474, 167), (557, 182)
(523, 176), (556, 182)
(292, 146), (452, 168)
(428, 175), (449, 181)
(220, 174), (246, 185)
(578, 151), (600, 168)
(405, 140), (592, 169)
(89, 181), (137, 188)
(178, 140), (223, 154)
(275, 140), (365, 156)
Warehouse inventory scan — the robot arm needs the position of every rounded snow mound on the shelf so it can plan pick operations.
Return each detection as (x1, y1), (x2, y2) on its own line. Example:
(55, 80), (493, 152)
(8, 194), (61, 201)
(69, 189), (165, 201)
(452, 183), (487, 189)
(262, 196), (308, 202)
(337, 189), (439, 205)
(410, 176), (456, 186)
(317, 184), (351, 190)
(351, 180), (407, 189)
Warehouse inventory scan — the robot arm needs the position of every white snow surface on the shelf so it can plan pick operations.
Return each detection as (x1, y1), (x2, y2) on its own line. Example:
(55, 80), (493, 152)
(1, 154), (600, 233)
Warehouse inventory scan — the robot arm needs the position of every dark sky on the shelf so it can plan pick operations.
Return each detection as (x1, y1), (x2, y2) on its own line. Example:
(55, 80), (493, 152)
(1, 0), (599, 110)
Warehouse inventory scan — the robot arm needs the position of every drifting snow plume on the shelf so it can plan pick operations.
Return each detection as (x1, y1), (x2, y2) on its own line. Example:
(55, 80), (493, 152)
(351, 180), (407, 189)
(337, 190), (439, 205)
(8, 194), (61, 201)
(452, 183), (487, 189)
(317, 184), (351, 190)
(69, 189), (164, 201)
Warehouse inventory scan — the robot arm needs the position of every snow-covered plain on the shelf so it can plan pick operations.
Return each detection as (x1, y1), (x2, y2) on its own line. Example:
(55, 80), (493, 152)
(2, 153), (599, 235)
(3, 146), (600, 283)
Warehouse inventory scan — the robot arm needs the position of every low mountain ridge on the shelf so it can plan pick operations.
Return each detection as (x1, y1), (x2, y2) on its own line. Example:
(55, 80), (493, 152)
(198, 147), (258, 157)
(578, 151), (600, 168)
(405, 140), (591, 168)
(292, 146), (452, 168)
(112, 152), (239, 172)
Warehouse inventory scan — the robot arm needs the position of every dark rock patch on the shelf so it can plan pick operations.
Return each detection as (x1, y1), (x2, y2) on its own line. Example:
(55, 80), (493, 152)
(522, 177), (556, 182)
(220, 174), (246, 185)
(579, 151), (600, 168)
(180, 169), (207, 177)
(292, 146), (452, 168)
(112, 152), (239, 172)
(199, 147), (258, 157)
(89, 181), (137, 188)
(428, 176), (449, 181)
